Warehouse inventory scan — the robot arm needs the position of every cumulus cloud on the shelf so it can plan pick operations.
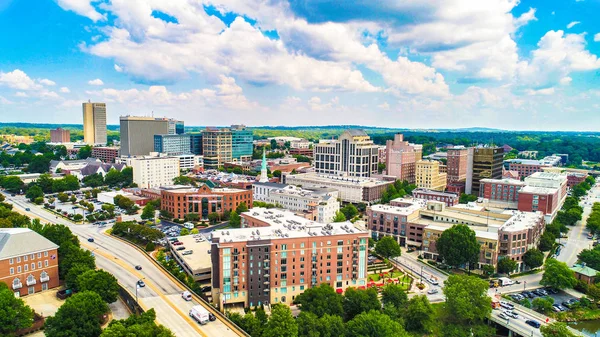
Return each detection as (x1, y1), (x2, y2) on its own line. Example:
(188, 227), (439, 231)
(56, 0), (104, 22)
(560, 77), (572, 85)
(0, 69), (42, 90)
(377, 102), (390, 110)
(526, 87), (555, 95)
(594, 33), (600, 42)
(114, 64), (123, 72)
(60, 87), (71, 93)
(38, 78), (56, 86)
(567, 21), (581, 29)
(88, 78), (104, 86)
(15, 92), (28, 97)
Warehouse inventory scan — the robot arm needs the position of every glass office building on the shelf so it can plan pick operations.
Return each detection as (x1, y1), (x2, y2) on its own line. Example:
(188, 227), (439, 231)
(231, 126), (253, 161)
(154, 134), (191, 155)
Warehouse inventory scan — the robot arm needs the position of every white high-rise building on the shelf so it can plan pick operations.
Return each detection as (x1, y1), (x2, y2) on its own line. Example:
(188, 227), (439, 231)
(130, 155), (180, 188)
(313, 129), (379, 177)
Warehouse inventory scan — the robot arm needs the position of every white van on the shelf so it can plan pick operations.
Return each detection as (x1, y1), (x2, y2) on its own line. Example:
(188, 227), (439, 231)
(189, 305), (210, 324)
(182, 291), (192, 301)
(498, 277), (514, 286)
(184, 222), (195, 230)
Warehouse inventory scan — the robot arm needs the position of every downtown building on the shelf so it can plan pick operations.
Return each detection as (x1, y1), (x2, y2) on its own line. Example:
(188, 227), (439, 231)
(120, 116), (171, 157)
(202, 127), (232, 169)
(210, 208), (369, 310)
(91, 146), (120, 163)
(518, 172), (568, 223)
(0, 228), (59, 297)
(469, 146), (504, 196)
(384, 133), (422, 184)
(82, 102), (107, 145)
(154, 134), (192, 155)
(313, 129), (379, 177)
(446, 147), (473, 194)
(128, 154), (180, 188)
(415, 160), (447, 191)
(50, 128), (70, 143)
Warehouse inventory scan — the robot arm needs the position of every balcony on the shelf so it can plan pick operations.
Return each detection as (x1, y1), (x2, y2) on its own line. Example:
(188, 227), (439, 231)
(264, 288), (270, 292)
(40, 275), (50, 283)
(264, 258), (270, 263)
(264, 273), (270, 278)
(26, 278), (37, 286)
(12, 282), (23, 290)
(263, 281), (270, 285)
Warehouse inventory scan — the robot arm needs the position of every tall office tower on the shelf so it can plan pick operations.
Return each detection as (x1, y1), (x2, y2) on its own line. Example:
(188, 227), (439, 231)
(313, 129), (379, 177)
(415, 160), (447, 191)
(202, 127), (232, 169)
(446, 147), (471, 183)
(120, 116), (170, 157)
(385, 133), (419, 184)
(50, 128), (70, 143)
(470, 146), (504, 196)
(189, 133), (203, 155)
(154, 134), (191, 155)
(82, 102), (107, 145)
(168, 119), (185, 135)
(231, 125), (253, 161)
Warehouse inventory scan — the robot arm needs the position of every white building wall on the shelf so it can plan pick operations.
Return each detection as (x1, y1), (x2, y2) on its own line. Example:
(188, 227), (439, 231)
(131, 157), (180, 188)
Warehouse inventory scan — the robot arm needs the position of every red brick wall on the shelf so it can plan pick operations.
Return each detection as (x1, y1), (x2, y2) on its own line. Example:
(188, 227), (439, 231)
(0, 248), (59, 297)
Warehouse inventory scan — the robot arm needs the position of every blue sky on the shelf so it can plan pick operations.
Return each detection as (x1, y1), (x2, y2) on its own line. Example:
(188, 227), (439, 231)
(0, 0), (599, 130)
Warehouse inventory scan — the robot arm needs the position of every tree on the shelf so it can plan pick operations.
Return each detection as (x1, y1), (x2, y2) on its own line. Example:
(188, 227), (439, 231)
(404, 295), (434, 333)
(0, 283), (34, 335)
(294, 283), (343, 318)
(57, 192), (69, 203)
(481, 264), (495, 276)
(235, 202), (249, 215)
(272, 170), (282, 178)
(519, 298), (532, 308)
(120, 167), (133, 186)
(26, 185), (44, 202)
(263, 304), (298, 337)
(101, 309), (175, 337)
(141, 203), (155, 220)
(442, 275), (491, 324)
(36, 173), (54, 193)
(229, 211), (241, 228)
(540, 322), (577, 337)
(63, 175), (80, 191)
(65, 263), (94, 291)
(377, 162), (386, 174)
(104, 169), (123, 187)
(1, 176), (24, 193)
(374, 236), (401, 259)
(346, 310), (409, 337)
(435, 224), (480, 269)
(59, 242), (96, 279)
(381, 283), (408, 309)
(180, 228), (190, 236)
(332, 211), (346, 222)
(82, 173), (104, 188)
(45, 291), (109, 337)
(77, 145), (92, 159)
(342, 287), (381, 322)
(207, 212), (220, 224)
(340, 204), (358, 220)
(27, 155), (51, 173)
(173, 175), (196, 186)
(497, 257), (518, 275)
(532, 296), (555, 314)
(523, 248), (544, 269)
(78, 269), (120, 303)
(541, 258), (577, 290)
(459, 193), (478, 204)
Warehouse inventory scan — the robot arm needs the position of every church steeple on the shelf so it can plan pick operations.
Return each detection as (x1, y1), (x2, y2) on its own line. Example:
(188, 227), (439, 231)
(259, 148), (268, 182)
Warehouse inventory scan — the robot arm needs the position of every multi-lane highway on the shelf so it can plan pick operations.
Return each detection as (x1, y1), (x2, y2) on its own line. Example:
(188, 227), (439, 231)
(5, 193), (243, 337)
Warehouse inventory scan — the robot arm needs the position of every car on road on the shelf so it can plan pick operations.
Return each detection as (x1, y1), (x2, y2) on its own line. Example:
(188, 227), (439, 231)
(182, 291), (193, 301)
(182, 250), (194, 256)
(500, 302), (514, 310)
(498, 313), (509, 320)
(209, 313), (216, 321)
(135, 265), (142, 270)
(506, 311), (519, 319)
(176, 246), (186, 251)
(137, 280), (145, 287)
(428, 278), (439, 285)
(25, 207), (30, 211)
(427, 288), (439, 295)
(87, 237), (94, 242)
(526, 320), (541, 328)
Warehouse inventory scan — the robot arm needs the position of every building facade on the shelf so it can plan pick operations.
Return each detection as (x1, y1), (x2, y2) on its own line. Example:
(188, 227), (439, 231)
(120, 116), (170, 157)
(82, 102), (107, 145)
(0, 228), (59, 297)
(210, 208), (369, 310)
(313, 129), (379, 177)
(161, 185), (253, 219)
(385, 133), (421, 184)
(411, 188), (459, 207)
(415, 160), (447, 191)
(470, 147), (504, 197)
(130, 155), (180, 188)
(202, 128), (233, 169)
(446, 147), (472, 184)
(189, 134), (203, 155)
(50, 128), (70, 143)
(505, 159), (551, 179)
(231, 125), (253, 162)
(91, 146), (119, 163)
(168, 120), (185, 135)
(154, 134), (192, 155)
(367, 200), (426, 247)
(479, 178), (526, 203)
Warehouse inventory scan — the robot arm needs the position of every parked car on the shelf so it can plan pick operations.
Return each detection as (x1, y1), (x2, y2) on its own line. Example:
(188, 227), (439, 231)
(176, 246), (186, 251)
(526, 320), (541, 328)
(551, 305), (561, 312)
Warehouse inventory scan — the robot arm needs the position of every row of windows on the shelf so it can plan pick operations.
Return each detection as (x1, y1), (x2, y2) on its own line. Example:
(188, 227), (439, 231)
(10, 260), (50, 274)
(9, 251), (48, 264)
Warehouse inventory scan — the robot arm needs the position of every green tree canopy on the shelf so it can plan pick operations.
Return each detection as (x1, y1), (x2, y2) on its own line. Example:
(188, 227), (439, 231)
(346, 310), (409, 337)
(403, 295), (434, 333)
(539, 231), (556, 251)
(436, 224), (480, 269)
(541, 258), (577, 290)
(540, 322), (578, 337)
(27, 155), (51, 173)
(374, 236), (401, 259)
(141, 203), (156, 220)
(381, 283), (408, 309)
(497, 257), (518, 275)
(442, 275), (491, 324)
(65, 263), (94, 291)
(342, 287), (381, 322)
(340, 204), (358, 220)
(101, 309), (175, 337)
(235, 202), (249, 215)
(263, 304), (298, 337)
(523, 248), (544, 269)
(45, 291), (109, 337)
(532, 296), (555, 314)
(26, 184), (44, 202)
(0, 283), (34, 335)
(229, 210), (241, 228)
(1, 176), (24, 193)
(172, 175), (196, 186)
(332, 211), (347, 222)
(78, 269), (120, 303)
(294, 283), (343, 318)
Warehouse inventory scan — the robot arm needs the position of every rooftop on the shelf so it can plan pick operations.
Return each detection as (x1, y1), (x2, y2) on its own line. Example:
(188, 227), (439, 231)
(424, 224), (499, 241)
(370, 201), (425, 216)
(286, 172), (391, 187)
(499, 210), (544, 232)
(480, 178), (526, 185)
(505, 159), (549, 166)
(171, 235), (212, 271)
(570, 264), (598, 277)
(520, 185), (559, 195)
(412, 188), (459, 198)
(0, 228), (59, 260)
(214, 208), (367, 243)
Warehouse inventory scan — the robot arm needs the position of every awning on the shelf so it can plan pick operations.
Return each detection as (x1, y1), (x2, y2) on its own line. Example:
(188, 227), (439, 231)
(336, 288), (343, 294)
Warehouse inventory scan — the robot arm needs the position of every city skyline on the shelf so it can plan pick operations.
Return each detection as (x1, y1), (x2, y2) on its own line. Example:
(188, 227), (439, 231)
(0, 0), (600, 130)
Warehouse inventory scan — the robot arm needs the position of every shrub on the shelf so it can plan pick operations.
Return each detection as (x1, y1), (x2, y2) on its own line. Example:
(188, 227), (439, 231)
(145, 242), (156, 252)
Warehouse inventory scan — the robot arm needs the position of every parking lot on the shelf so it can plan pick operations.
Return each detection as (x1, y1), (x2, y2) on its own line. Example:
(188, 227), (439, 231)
(507, 287), (581, 313)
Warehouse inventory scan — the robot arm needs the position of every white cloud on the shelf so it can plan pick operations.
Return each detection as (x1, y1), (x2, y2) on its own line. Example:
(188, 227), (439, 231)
(594, 33), (600, 42)
(114, 64), (123, 72)
(88, 78), (104, 86)
(0, 69), (42, 90)
(0, 96), (13, 104)
(526, 87), (555, 95)
(567, 21), (581, 29)
(38, 78), (56, 86)
(560, 77), (572, 85)
(60, 87), (71, 93)
(56, 0), (104, 22)
(15, 92), (28, 97)
(377, 102), (390, 110)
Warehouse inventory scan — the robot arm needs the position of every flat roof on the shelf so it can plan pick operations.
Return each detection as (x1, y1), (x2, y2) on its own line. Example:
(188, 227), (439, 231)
(424, 224), (498, 240)
(500, 210), (544, 232)
(214, 208), (367, 243)
(520, 185), (558, 195)
(286, 173), (391, 187)
(412, 188), (458, 198)
(480, 178), (526, 185)
(171, 235), (212, 271)
(370, 202), (424, 216)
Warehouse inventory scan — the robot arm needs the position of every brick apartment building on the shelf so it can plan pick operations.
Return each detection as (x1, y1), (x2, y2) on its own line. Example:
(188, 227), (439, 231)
(210, 208), (369, 310)
(411, 188), (459, 207)
(479, 178), (526, 204)
(567, 172), (588, 188)
(50, 128), (70, 143)
(0, 228), (59, 297)
(91, 146), (120, 163)
(161, 184), (253, 220)
(505, 159), (551, 179)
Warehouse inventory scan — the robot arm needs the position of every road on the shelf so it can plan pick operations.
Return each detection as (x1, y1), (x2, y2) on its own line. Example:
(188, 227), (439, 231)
(392, 253), (448, 302)
(5, 193), (242, 337)
(557, 185), (600, 267)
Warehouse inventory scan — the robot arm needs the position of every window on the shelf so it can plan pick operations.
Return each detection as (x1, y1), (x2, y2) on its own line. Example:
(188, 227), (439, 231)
(24, 265), (28, 272)
(38, 261), (42, 268)
(9, 258), (13, 265)
(31, 263), (35, 270)
(45, 260), (48, 267)
(10, 267), (14, 275)
(44, 251), (48, 257)
(13, 278), (21, 287)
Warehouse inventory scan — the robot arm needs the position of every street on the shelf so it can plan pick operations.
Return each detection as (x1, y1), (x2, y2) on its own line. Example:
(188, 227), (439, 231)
(5, 193), (242, 337)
